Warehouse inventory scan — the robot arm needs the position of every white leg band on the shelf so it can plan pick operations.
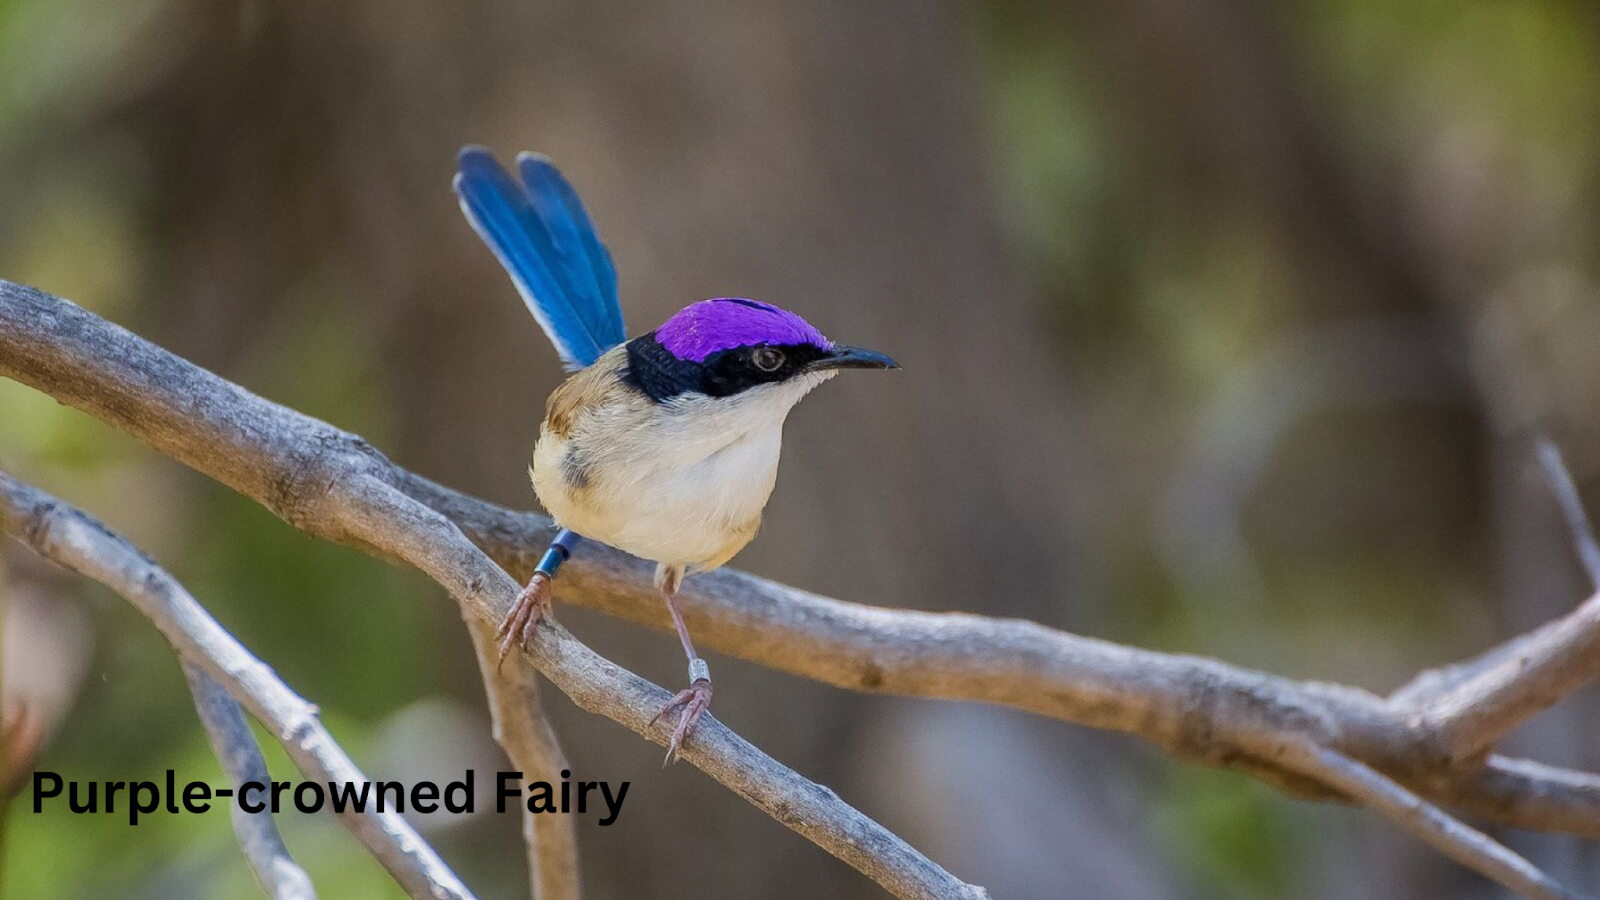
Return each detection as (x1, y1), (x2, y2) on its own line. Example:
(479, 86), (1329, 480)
(688, 657), (711, 684)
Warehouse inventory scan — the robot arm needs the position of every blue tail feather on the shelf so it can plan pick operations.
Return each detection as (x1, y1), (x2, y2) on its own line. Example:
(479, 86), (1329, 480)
(516, 153), (625, 347)
(454, 146), (625, 368)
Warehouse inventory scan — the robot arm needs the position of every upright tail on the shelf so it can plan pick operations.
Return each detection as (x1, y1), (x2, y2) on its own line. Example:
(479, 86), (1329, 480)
(454, 147), (627, 369)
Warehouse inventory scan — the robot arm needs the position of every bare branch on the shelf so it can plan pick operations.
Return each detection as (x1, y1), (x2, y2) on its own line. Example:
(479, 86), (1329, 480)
(350, 476), (991, 900)
(0, 281), (986, 900)
(1463, 756), (1600, 834)
(1387, 439), (1600, 765)
(5, 279), (1600, 895)
(465, 618), (580, 900)
(1278, 739), (1593, 900)
(0, 471), (478, 900)
(1410, 587), (1600, 764)
(402, 476), (1600, 836)
(182, 662), (318, 900)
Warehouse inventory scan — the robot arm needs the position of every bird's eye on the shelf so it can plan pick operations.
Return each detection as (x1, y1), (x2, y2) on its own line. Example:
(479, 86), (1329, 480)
(752, 347), (785, 372)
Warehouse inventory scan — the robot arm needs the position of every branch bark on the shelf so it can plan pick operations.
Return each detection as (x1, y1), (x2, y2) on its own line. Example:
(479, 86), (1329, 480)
(1410, 590), (1600, 765)
(4, 279), (1600, 897)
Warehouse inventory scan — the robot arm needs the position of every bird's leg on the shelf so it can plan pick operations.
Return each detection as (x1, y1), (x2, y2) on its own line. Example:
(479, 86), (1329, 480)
(495, 529), (582, 669)
(649, 570), (712, 766)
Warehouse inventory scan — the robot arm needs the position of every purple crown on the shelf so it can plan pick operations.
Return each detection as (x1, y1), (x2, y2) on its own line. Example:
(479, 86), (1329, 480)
(656, 298), (831, 363)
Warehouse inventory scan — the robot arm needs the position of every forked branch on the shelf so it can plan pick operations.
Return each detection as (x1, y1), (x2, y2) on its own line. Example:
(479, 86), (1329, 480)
(5, 279), (1600, 898)
(0, 472), (476, 900)
(0, 280), (986, 900)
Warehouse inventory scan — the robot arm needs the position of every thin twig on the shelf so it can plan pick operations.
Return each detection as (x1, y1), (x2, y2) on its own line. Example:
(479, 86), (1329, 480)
(465, 618), (580, 900)
(1278, 738), (1592, 900)
(1538, 437), (1600, 589)
(183, 662), (318, 900)
(0, 472), (477, 900)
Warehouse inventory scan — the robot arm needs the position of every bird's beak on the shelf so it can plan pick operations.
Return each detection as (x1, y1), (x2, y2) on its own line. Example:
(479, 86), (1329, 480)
(809, 344), (900, 372)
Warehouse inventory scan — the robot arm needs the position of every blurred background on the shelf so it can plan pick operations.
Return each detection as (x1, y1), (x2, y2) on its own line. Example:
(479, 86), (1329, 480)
(2, 1), (1599, 897)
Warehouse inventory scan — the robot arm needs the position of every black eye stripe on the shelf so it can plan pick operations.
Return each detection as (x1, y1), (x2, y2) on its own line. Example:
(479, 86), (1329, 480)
(623, 335), (828, 401)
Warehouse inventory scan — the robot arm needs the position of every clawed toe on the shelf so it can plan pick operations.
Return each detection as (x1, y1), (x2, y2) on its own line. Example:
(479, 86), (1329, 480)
(495, 572), (552, 669)
(651, 680), (712, 767)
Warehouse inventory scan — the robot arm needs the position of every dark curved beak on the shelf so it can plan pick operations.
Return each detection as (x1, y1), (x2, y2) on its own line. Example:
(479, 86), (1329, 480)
(809, 344), (900, 372)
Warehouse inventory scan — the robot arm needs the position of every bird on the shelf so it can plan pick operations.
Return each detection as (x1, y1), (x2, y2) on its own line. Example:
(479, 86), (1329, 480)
(453, 146), (899, 764)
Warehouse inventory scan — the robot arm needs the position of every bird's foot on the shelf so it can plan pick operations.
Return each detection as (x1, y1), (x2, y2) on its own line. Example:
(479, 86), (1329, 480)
(495, 571), (552, 670)
(650, 675), (712, 767)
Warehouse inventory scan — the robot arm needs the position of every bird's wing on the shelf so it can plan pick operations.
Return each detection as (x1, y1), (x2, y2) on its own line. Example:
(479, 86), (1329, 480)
(453, 146), (626, 369)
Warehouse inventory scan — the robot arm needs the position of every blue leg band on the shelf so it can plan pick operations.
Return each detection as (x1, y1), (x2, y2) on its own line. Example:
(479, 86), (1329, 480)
(535, 529), (582, 579)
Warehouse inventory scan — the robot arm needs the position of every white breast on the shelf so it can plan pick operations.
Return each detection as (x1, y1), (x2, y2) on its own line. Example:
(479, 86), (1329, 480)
(533, 372), (831, 572)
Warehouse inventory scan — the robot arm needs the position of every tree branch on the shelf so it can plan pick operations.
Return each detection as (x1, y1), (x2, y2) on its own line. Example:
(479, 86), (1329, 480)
(1410, 589), (1600, 764)
(351, 475), (990, 900)
(0, 280), (987, 900)
(409, 474), (1600, 835)
(465, 618), (580, 900)
(1278, 739), (1591, 900)
(1398, 443), (1600, 763)
(182, 662), (318, 900)
(0, 471), (478, 900)
(4, 279), (1600, 897)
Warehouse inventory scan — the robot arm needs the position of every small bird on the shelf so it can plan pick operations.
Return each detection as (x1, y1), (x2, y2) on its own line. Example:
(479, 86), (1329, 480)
(454, 147), (898, 763)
